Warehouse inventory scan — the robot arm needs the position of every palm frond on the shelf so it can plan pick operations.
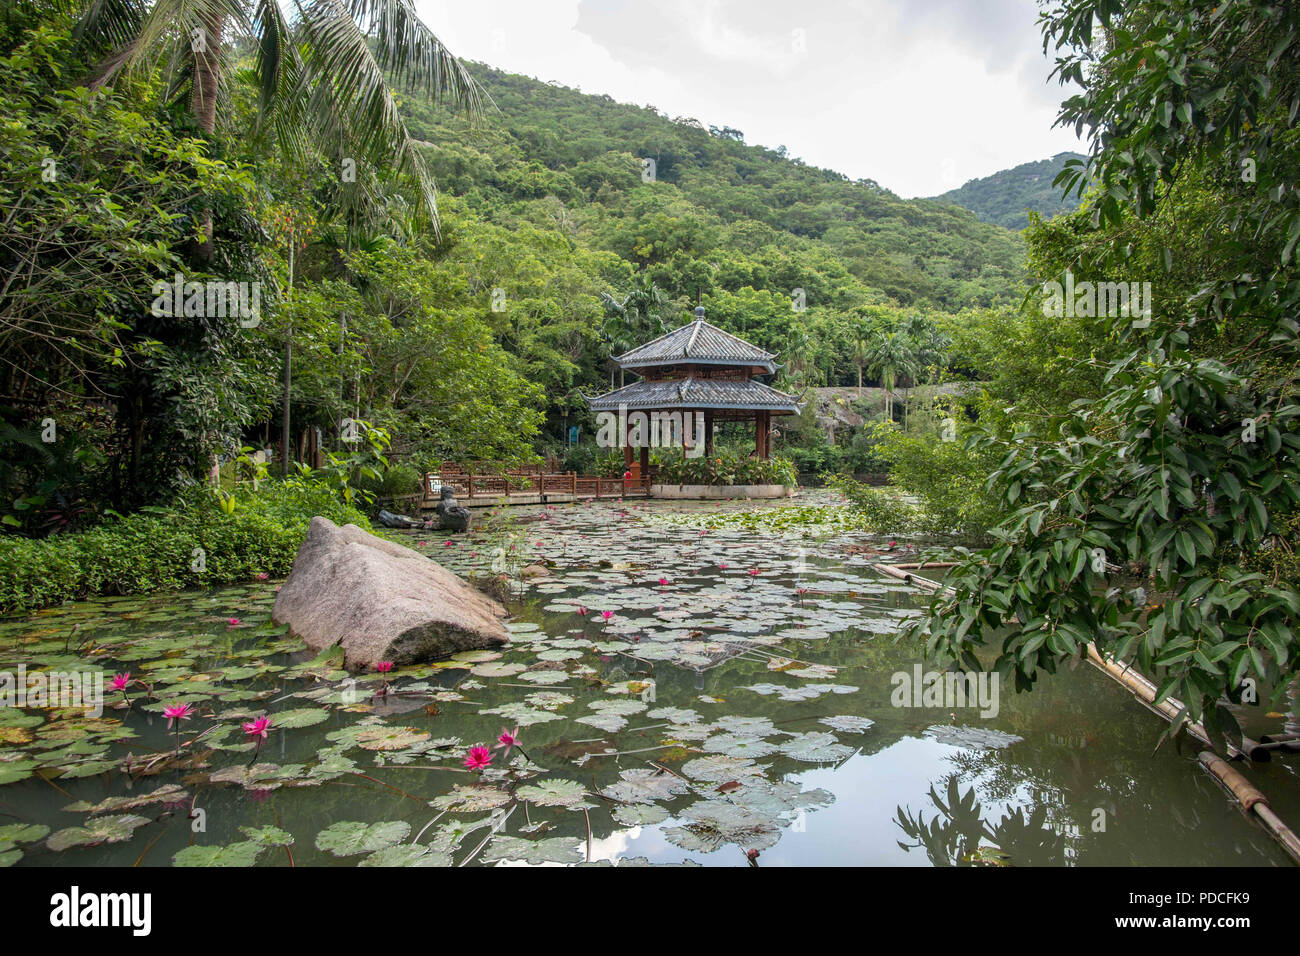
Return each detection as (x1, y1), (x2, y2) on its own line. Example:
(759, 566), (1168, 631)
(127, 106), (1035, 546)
(345, 0), (486, 118)
(252, 0), (299, 114)
(86, 0), (249, 90)
(73, 0), (147, 51)
(294, 0), (441, 231)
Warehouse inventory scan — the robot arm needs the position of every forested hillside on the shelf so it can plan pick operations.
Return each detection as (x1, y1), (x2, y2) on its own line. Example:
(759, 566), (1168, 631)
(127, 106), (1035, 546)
(408, 66), (1026, 312)
(932, 152), (1086, 229)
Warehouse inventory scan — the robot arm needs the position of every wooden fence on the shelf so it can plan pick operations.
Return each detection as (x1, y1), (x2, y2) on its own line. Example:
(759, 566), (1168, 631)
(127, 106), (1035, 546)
(423, 463), (650, 507)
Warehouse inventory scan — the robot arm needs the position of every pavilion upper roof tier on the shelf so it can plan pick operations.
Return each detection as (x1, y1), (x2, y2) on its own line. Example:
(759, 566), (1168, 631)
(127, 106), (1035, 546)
(613, 307), (778, 375)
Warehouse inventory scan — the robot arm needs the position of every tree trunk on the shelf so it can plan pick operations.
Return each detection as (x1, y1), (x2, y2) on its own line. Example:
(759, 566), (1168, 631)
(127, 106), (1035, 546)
(281, 242), (294, 476)
(190, 13), (224, 266)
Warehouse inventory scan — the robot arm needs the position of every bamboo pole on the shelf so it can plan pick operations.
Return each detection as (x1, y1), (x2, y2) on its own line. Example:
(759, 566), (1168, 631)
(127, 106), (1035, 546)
(1199, 751), (1300, 864)
(871, 559), (1300, 864)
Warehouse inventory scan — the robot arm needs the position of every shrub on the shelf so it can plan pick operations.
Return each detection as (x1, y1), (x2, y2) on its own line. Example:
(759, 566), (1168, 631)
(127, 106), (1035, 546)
(356, 461), (424, 502)
(0, 483), (368, 613)
(869, 422), (1003, 542)
(826, 476), (925, 534)
(651, 449), (798, 487)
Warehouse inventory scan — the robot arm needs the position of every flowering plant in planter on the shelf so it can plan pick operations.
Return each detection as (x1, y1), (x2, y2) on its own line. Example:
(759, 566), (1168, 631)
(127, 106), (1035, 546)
(651, 449), (797, 487)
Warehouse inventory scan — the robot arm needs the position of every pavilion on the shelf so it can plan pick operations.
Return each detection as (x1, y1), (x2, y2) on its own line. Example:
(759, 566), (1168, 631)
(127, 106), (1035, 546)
(586, 306), (802, 483)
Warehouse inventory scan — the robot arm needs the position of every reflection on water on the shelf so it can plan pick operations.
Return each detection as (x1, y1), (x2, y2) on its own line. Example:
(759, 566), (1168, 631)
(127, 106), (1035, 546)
(0, 494), (1295, 866)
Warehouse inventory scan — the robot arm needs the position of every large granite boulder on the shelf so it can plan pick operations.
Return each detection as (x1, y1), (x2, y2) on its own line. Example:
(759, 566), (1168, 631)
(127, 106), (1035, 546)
(273, 517), (508, 668)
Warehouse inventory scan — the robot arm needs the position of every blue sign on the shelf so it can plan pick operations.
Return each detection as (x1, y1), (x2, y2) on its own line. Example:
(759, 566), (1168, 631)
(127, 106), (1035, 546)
(568, 426), (579, 444)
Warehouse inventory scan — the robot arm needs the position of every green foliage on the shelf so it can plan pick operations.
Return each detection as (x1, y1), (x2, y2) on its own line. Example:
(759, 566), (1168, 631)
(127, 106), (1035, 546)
(0, 26), (272, 512)
(916, 0), (1300, 742)
(356, 461), (424, 501)
(826, 476), (924, 534)
(0, 483), (367, 612)
(871, 423), (1005, 542)
(933, 152), (1086, 230)
(652, 450), (797, 487)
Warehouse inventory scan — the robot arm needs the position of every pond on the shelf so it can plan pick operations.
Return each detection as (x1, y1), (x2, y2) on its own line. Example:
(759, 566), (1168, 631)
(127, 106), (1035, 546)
(1, 494), (1296, 866)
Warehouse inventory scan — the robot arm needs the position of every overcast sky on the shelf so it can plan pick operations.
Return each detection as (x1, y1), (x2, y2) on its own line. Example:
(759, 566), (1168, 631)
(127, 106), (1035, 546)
(416, 0), (1084, 198)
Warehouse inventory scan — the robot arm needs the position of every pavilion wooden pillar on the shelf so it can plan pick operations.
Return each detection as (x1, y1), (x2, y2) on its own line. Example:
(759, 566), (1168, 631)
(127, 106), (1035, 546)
(639, 443), (649, 488)
(755, 410), (770, 459)
(704, 410), (714, 456)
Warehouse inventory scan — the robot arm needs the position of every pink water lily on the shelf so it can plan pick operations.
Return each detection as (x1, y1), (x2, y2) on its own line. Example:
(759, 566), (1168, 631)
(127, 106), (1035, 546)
(163, 702), (193, 726)
(658, 577), (669, 586)
(226, 617), (241, 626)
(111, 672), (130, 691)
(163, 701), (193, 757)
(463, 745), (493, 770)
(719, 563), (729, 570)
(255, 572), (269, 580)
(494, 726), (521, 758)
(575, 606), (588, 616)
(600, 610), (614, 621)
(243, 716), (271, 738)
(375, 661), (393, 673)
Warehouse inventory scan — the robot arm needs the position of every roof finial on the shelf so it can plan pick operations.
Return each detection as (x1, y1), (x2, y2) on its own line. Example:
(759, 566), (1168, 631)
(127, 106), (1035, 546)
(694, 305), (705, 322)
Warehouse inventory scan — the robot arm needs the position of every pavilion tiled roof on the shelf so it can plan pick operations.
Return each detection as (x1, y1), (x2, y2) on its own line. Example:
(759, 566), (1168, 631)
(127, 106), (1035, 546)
(585, 377), (801, 414)
(614, 316), (777, 372)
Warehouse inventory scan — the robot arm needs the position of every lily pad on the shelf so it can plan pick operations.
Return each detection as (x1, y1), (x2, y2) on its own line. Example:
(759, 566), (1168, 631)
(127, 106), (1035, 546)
(173, 841), (266, 867)
(315, 820), (412, 857)
(481, 835), (583, 864)
(515, 779), (587, 807)
(47, 814), (151, 852)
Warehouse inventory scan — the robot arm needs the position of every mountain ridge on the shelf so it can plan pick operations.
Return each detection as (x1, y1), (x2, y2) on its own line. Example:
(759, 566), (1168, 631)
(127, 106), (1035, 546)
(930, 151), (1086, 230)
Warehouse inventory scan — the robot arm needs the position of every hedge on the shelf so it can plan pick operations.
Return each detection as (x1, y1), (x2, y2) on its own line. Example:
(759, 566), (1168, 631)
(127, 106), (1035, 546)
(0, 485), (369, 613)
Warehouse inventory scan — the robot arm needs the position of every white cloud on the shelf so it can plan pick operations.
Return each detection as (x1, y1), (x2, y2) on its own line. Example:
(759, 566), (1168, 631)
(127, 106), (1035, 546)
(415, 0), (1082, 197)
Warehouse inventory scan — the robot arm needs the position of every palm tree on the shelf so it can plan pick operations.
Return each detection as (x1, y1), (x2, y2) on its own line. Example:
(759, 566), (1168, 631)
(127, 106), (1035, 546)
(599, 274), (673, 386)
(778, 323), (811, 387)
(75, 0), (483, 261)
(899, 314), (951, 426)
(851, 334), (871, 395)
(865, 331), (917, 423)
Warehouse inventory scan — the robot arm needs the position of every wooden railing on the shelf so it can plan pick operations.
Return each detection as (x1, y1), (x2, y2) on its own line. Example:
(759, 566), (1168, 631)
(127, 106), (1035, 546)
(423, 467), (650, 506)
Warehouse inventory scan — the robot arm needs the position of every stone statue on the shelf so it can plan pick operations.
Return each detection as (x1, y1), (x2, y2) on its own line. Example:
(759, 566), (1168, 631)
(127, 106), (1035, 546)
(436, 486), (472, 532)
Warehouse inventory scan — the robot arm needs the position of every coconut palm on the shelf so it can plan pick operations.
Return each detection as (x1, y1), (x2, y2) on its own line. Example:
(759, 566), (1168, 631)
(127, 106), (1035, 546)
(74, 0), (483, 260)
(898, 314), (951, 422)
(599, 274), (673, 386)
(851, 333), (871, 395)
(864, 330), (917, 422)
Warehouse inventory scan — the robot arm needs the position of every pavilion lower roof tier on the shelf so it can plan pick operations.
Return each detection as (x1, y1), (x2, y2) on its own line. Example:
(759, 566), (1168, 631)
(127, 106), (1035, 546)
(586, 376), (801, 415)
